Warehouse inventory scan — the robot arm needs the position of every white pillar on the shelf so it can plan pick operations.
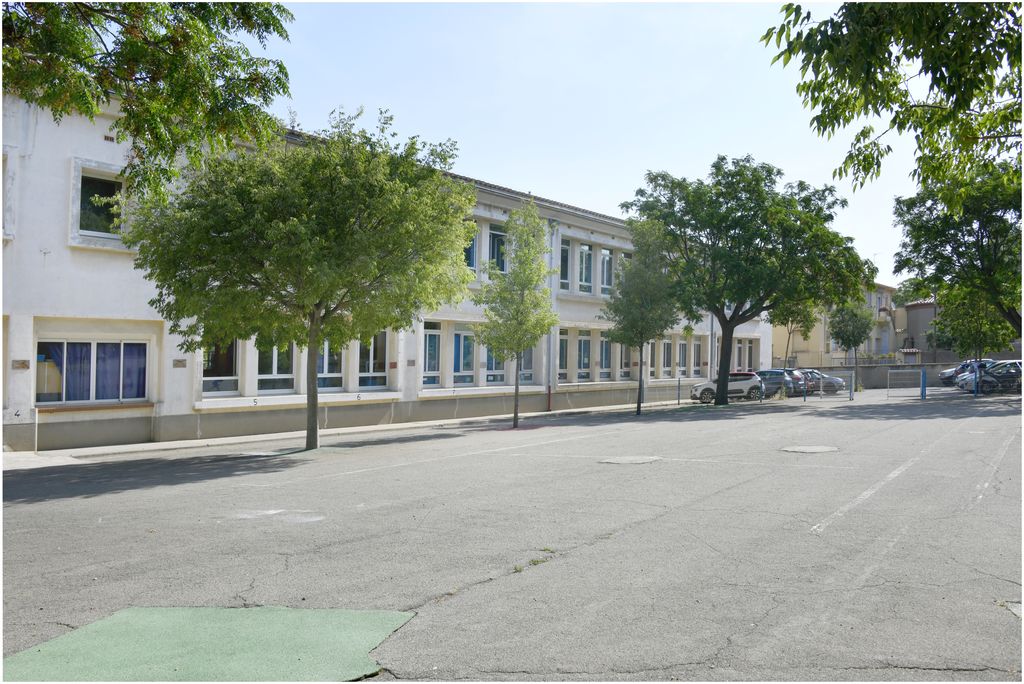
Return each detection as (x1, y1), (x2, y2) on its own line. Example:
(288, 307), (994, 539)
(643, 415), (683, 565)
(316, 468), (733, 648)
(343, 340), (360, 393)
(239, 340), (258, 396)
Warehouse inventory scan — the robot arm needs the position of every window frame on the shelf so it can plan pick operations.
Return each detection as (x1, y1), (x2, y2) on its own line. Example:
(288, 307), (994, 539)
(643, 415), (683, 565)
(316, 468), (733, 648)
(577, 330), (592, 381)
(422, 322), (442, 386)
(317, 340), (345, 391)
(600, 248), (613, 295)
(358, 332), (389, 388)
(453, 331), (475, 385)
(578, 244), (593, 294)
(488, 224), (507, 273)
(35, 339), (148, 405)
(257, 342), (296, 394)
(202, 341), (239, 395)
(519, 346), (534, 383)
(559, 238), (571, 291)
(70, 158), (131, 250)
(486, 347), (505, 384)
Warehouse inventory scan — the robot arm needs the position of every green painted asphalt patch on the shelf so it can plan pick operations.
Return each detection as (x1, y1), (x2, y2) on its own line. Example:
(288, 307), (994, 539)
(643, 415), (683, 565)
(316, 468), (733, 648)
(3, 607), (413, 681)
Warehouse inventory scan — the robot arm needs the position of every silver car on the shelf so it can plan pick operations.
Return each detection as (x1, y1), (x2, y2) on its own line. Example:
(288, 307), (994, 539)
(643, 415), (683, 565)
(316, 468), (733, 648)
(691, 372), (763, 403)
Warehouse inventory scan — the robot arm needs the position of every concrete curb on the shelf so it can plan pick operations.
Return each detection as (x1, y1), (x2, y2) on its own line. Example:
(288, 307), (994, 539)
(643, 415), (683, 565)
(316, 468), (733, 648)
(3, 398), (700, 470)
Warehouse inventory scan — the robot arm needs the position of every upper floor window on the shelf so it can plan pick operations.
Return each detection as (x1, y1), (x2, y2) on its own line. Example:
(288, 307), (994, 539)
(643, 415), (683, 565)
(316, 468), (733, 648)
(203, 342), (238, 394)
(489, 225), (506, 272)
(258, 342), (295, 392)
(600, 249), (613, 295)
(80, 176), (122, 235)
(464, 234), (477, 271)
(37, 340), (147, 403)
(559, 238), (570, 290)
(578, 244), (593, 294)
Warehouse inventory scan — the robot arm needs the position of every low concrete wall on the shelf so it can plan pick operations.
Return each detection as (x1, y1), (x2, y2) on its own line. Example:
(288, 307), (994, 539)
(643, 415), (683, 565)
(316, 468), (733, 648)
(820, 363), (950, 390)
(10, 380), (699, 452)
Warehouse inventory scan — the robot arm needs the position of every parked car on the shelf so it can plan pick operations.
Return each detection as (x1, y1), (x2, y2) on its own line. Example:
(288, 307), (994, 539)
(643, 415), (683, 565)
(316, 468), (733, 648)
(955, 360), (1002, 390)
(691, 372), (764, 403)
(940, 358), (995, 386)
(756, 369), (793, 398)
(796, 368), (847, 394)
(780, 368), (807, 396)
(976, 362), (1023, 394)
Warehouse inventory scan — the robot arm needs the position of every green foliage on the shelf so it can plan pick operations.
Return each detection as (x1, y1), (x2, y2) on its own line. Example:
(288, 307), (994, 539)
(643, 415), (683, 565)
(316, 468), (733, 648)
(894, 162), (1022, 335)
(622, 155), (874, 404)
(472, 200), (559, 427)
(124, 110), (477, 447)
(3, 2), (293, 196)
(600, 220), (680, 415)
(764, 3), (1022, 206)
(828, 303), (874, 354)
(932, 284), (1017, 358)
(600, 221), (680, 351)
(473, 200), (558, 364)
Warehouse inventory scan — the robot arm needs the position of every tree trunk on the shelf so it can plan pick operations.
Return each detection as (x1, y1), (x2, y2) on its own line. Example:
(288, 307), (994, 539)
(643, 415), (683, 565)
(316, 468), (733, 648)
(513, 353), (521, 428)
(305, 314), (321, 451)
(636, 343), (644, 415)
(784, 328), (792, 366)
(715, 323), (734, 406)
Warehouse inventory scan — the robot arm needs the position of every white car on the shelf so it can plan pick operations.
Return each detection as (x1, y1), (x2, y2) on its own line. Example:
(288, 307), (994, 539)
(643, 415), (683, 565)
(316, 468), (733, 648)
(691, 372), (764, 403)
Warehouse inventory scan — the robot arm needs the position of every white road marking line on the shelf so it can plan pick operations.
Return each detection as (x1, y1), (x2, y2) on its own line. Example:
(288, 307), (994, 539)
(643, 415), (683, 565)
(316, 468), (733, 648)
(661, 457), (856, 470)
(811, 456), (920, 534)
(966, 430), (1019, 511)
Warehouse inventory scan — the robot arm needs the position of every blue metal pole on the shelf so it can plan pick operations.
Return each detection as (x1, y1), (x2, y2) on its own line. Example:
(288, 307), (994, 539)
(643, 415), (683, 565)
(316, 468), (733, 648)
(920, 367), (926, 400)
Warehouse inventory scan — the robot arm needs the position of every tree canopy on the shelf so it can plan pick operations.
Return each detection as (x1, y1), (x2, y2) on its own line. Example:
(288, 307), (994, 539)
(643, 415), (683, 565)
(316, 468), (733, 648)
(622, 155), (874, 405)
(600, 220), (680, 415)
(473, 200), (558, 427)
(828, 303), (874, 377)
(3, 2), (293, 196)
(124, 111), (477, 449)
(893, 162), (1021, 336)
(931, 284), (1017, 359)
(764, 3), (1022, 206)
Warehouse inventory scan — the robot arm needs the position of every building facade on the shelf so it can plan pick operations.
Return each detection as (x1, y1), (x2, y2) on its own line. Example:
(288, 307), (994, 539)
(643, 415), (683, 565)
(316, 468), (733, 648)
(771, 282), (898, 368)
(2, 98), (772, 451)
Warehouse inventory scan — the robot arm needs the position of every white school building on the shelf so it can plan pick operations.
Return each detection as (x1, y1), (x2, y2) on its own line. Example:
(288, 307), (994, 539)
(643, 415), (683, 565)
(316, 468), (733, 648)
(2, 96), (772, 451)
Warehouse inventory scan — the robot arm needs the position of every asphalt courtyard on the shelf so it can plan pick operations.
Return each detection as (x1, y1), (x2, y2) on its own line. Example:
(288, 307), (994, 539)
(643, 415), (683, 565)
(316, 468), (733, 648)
(3, 389), (1021, 680)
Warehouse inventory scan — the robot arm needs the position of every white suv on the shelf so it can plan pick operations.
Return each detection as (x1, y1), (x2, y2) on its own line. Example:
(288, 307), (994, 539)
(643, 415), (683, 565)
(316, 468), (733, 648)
(691, 372), (764, 403)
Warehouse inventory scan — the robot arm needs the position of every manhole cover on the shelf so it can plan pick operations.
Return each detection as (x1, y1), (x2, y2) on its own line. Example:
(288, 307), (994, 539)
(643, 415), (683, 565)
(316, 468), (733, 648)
(600, 456), (662, 465)
(780, 446), (839, 453)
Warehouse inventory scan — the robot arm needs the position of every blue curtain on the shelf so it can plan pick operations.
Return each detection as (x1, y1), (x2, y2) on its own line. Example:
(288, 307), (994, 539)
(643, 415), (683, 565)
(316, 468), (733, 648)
(96, 343), (121, 400)
(121, 343), (146, 399)
(65, 343), (91, 401)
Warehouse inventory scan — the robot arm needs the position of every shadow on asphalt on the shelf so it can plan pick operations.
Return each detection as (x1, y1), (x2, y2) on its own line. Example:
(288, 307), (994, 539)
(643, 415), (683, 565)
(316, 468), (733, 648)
(3, 452), (305, 505)
(320, 431), (463, 450)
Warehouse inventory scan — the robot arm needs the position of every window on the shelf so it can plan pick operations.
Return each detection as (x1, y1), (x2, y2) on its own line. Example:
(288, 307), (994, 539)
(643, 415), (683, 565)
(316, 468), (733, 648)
(359, 332), (388, 387)
(559, 238), (570, 290)
(620, 345), (632, 379)
(678, 340), (688, 376)
(317, 341), (344, 390)
(258, 342), (295, 392)
(203, 342), (238, 394)
(747, 342), (754, 371)
(423, 322), (441, 386)
(79, 176), (122, 235)
(486, 348), (505, 384)
(662, 340), (673, 377)
(599, 331), (612, 379)
(453, 332), (475, 385)
(520, 347), (534, 383)
(36, 340), (146, 403)
(577, 330), (591, 381)
(558, 328), (568, 381)
(693, 339), (702, 376)
(736, 341), (744, 371)
(578, 244), (593, 293)
(649, 341), (656, 378)
(464, 234), (477, 271)
(489, 225), (506, 272)
(600, 249), (613, 295)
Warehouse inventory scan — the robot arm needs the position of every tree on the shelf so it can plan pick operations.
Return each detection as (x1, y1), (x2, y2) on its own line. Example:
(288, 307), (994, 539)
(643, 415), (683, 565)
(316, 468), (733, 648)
(767, 301), (818, 365)
(931, 284), (1017, 359)
(893, 162), (1022, 336)
(600, 221), (680, 415)
(828, 303), (874, 387)
(472, 200), (558, 428)
(3, 3), (293, 196)
(622, 155), (874, 406)
(763, 3), (1021, 207)
(124, 111), (478, 450)
(891, 277), (932, 307)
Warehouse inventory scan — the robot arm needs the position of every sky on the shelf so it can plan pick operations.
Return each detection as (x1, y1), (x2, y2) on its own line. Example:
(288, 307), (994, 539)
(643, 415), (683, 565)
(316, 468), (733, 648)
(252, 2), (920, 286)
